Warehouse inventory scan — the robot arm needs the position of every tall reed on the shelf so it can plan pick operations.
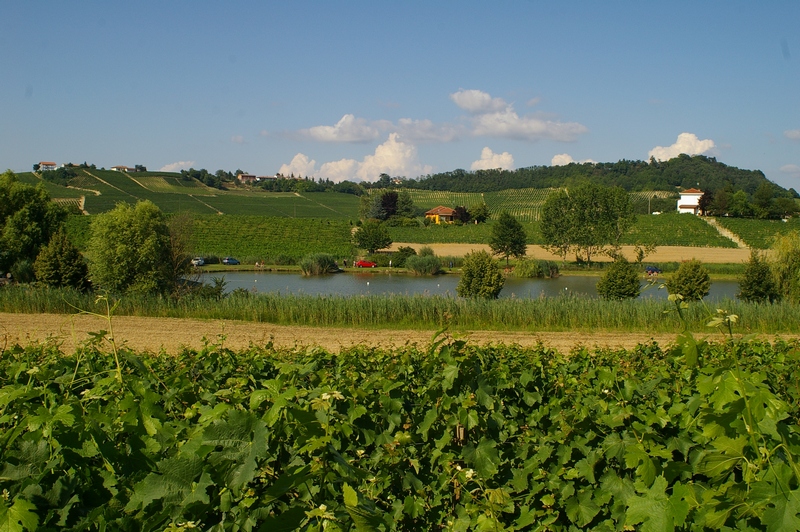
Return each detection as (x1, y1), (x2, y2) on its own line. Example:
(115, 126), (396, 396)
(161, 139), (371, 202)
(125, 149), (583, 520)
(2, 285), (799, 334)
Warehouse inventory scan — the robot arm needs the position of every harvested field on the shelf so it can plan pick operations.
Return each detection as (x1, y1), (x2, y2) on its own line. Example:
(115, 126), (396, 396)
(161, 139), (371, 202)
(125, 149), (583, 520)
(0, 312), (790, 356)
(391, 244), (753, 263)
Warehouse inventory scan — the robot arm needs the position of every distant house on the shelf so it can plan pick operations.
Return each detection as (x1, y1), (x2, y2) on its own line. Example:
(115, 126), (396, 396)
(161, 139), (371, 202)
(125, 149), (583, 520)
(237, 173), (257, 184)
(425, 206), (456, 224)
(111, 165), (133, 172)
(39, 161), (57, 171)
(677, 188), (703, 214)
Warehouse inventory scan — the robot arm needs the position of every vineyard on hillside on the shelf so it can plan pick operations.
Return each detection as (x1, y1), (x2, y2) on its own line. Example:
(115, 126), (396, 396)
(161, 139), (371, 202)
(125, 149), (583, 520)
(715, 217), (800, 249)
(190, 216), (355, 262)
(405, 188), (559, 222)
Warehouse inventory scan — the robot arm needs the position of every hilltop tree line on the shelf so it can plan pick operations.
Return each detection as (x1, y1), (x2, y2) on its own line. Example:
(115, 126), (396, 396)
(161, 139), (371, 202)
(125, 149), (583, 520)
(403, 155), (797, 197)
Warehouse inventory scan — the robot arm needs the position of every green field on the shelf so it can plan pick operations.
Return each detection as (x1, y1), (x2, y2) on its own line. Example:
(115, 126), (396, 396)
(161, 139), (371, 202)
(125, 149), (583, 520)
(22, 168), (800, 253)
(715, 217), (800, 249)
(19, 169), (361, 217)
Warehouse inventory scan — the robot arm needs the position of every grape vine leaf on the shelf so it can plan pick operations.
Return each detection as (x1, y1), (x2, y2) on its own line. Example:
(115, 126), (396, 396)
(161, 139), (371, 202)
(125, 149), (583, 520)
(0, 498), (38, 532)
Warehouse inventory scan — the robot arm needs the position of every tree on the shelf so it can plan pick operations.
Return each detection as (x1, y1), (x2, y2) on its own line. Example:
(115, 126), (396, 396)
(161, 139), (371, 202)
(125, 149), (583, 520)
(0, 170), (67, 273)
(737, 250), (779, 303)
(540, 183), (634, 263)
(489, 212), (527, 265)
(596, 257), (640, 300)
(771, 231), (800, 303)
(353, 220), (392, 253)
(453, 206), (470, 223)
(456, 250), (505, 299)
(469, 202), (490, 223)
(34, 228), (89, 290)
(665, 259), (711, 301)
(87, 200), (174, 295)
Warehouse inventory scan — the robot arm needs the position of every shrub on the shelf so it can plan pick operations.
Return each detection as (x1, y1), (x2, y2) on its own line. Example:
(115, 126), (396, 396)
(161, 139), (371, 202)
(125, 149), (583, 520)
(418, 246), (435, 257)
(665, 259), (711, 301)
(514, 259), (559, 279)
(392, 246), (417, 268)
(596, 257), (640, 300)
(34, 229), (89, 290)
(299, 253), (340, 275)
(405, 255), (442, 275)
(737, 250), (780, 303)
(457, 250), (504, 299)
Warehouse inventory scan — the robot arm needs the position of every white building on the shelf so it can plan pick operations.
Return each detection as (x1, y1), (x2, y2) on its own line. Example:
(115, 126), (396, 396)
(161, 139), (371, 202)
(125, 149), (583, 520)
(677, 188), (703, 214)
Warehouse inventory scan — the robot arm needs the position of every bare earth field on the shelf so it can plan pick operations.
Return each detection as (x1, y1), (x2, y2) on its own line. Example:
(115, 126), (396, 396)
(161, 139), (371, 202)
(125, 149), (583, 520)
(392, 244), (752, 264)
(1, 312), (682, 354)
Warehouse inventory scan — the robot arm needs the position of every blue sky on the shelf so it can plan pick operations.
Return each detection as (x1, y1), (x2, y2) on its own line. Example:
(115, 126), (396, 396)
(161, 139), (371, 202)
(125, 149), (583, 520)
(2, 1), (799, 188)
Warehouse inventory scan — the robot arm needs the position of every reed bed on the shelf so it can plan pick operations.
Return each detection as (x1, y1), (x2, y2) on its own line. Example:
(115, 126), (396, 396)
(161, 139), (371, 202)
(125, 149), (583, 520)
(2, 285), (799, 334)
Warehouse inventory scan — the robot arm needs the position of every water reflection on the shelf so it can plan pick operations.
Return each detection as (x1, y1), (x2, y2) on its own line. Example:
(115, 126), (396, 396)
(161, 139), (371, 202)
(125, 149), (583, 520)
(206, 271), (739, 301)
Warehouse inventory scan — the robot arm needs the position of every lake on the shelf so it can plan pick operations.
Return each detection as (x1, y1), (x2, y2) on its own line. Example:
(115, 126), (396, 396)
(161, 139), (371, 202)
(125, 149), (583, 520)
(205, 271), (740, 300)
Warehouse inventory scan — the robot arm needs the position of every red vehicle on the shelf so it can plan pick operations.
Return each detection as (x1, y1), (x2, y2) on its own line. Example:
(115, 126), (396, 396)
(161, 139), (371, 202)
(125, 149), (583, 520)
(355, 260), (377, 268)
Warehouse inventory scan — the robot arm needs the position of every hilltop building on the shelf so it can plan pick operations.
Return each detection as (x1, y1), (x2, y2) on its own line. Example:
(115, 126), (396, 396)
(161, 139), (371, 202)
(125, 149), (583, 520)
(677, 188), (703, 214)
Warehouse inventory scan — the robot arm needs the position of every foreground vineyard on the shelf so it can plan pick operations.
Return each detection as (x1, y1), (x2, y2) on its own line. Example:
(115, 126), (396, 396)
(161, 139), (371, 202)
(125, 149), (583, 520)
(2, 332), (800, 530)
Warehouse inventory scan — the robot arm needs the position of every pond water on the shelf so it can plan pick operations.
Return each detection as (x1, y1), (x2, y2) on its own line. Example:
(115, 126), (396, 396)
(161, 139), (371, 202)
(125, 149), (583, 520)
(206, 271), (740, 301)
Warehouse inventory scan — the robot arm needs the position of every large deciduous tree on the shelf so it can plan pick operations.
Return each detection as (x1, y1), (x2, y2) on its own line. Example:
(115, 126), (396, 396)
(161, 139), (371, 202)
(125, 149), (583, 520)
(540, 183), (634, 263)
(489, 211), (527, 265)
(0, 170), (67, 273)
(353, 220), (392, 254)
(88, 200), (174, 295)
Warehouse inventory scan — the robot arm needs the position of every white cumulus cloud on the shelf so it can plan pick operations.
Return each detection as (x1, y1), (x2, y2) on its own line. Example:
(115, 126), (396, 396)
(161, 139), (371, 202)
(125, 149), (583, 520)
(450, 89), (587, 142)
(279, 134), (432, 183)
(278, 153), (317, 177)
(780, 164), (800, 179)
(471, 147), (514, 171)
(160, 161), (195, 172)
(231, 135), (245, 144)
(301, 114), (381, 143)
(648, 133), (716, 161)
(785, 130), (800, 141)
(551, 153), (597, 166)
(450, 89), (508, 114)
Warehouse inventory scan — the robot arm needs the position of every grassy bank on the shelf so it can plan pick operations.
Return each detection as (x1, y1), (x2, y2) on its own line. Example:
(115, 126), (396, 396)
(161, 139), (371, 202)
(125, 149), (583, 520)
(1, 285), (797, 334)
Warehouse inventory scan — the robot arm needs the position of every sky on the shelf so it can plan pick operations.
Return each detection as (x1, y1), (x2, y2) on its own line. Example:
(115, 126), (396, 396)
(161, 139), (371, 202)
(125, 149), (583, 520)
(1, 1), (799, 189)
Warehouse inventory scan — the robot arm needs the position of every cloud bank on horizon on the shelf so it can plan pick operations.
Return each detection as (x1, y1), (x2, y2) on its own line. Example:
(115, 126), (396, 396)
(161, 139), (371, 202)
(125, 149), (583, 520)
(278, 89), (729, 183)
(279, 89), (589, 182)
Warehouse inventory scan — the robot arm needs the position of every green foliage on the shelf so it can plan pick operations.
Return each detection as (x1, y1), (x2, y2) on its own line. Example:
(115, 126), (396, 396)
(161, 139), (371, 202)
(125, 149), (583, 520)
(469, 202), (489, 223)
(191, 216), (355, 262)
(540, 183), (635, 262)
(457, 250), (505, 298)
(715, 217), (800, 249)
(665, 259), (711, 301)
(34, 229), (90, 290)
(392, 246), (417, 268)
(353, 220), (392, 253)
(404, 254), (442, 275)
(489, 211), (527, 265)
(2, 331), (800, 530)
(513, 258), (559, 278)
(0, 170), (67, 272)
(88, 200), (174, 295)
(299, 253), (340, 275)
(738, 250), (780, 303)
(771, 231), (800, 303)
(596, 257), (641, 300)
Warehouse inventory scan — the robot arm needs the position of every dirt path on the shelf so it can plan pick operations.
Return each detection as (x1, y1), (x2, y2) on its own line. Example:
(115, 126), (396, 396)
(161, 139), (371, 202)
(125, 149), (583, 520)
(0, 312), (690, 355)
(391, 244), (752, 263)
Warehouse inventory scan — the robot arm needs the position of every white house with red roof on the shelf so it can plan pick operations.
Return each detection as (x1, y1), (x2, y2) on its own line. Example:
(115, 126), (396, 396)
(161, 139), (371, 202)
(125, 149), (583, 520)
(677, 188), (703, 214)
(38, 161), (57, 171)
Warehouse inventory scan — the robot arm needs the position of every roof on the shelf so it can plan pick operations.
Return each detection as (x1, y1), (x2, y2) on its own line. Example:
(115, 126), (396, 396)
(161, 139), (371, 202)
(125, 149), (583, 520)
(681, 188), (703, 194)
(39, 161), (57, 166)
(425, 206), (456, 216)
